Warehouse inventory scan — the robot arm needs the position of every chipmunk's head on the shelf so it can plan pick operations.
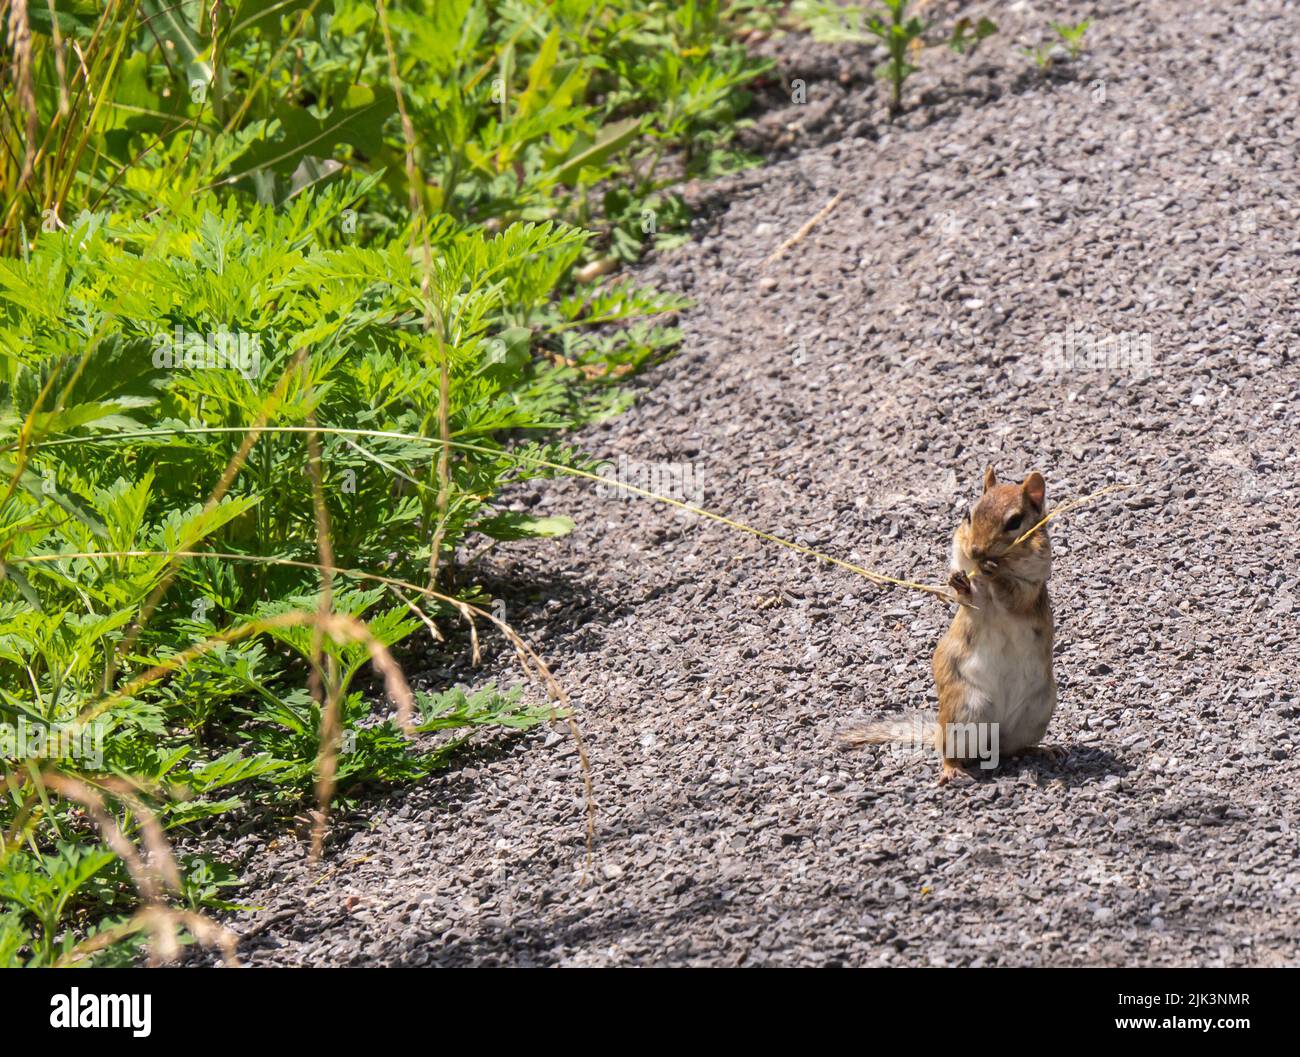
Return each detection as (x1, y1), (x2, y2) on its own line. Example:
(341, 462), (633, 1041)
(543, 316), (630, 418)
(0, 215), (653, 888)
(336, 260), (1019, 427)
(953, 467), (1051, 583)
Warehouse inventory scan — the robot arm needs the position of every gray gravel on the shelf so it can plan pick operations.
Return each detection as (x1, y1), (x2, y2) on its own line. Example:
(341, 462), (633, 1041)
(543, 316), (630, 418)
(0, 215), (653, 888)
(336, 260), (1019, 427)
(199, 0), (1300, 966)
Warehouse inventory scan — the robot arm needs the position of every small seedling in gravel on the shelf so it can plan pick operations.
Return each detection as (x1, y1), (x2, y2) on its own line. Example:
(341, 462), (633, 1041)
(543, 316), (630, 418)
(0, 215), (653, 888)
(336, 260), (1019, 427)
(865, 0), (928, 116)
(948, 16), (998, 56)
(1022, 44), (1055, 72)
(1051, 19), (1091, 60)
(795, 2), (995, 118)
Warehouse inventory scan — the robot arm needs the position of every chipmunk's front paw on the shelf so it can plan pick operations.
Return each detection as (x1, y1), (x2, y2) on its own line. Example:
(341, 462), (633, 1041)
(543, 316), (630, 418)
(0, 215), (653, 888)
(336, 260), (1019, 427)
(947, 570), (971, 597)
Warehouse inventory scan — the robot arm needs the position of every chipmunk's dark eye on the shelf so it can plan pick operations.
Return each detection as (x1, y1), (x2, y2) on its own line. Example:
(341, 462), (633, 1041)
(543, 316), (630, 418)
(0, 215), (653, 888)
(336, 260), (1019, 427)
(1004, 513), (1023, 532)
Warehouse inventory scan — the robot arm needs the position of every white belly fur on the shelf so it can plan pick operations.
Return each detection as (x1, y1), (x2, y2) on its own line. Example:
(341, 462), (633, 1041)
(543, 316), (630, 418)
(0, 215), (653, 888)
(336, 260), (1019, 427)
(952, 612), (1056, 754)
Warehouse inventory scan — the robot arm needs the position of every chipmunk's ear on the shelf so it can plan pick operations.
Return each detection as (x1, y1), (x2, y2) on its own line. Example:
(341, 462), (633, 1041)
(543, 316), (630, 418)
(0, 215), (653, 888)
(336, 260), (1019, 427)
(982, 465), (998, 494)
(1022, 471), (1046, 510)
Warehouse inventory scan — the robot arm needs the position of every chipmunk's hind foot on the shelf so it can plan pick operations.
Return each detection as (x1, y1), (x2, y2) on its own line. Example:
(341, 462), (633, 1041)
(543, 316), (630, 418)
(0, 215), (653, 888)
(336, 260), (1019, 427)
(938, 759), (973, 786)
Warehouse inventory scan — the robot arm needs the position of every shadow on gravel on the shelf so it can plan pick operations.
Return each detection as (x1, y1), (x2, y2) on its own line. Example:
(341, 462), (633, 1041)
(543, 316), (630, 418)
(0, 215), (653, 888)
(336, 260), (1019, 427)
(401, 884), (748, 968)
(398, 565), (631, 683)
(994, 745), (1131, 788)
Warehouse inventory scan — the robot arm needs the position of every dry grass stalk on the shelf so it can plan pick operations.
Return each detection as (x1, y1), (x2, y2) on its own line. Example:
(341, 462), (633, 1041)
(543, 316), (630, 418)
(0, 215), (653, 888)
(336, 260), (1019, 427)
(42, 0), (69, 118)
(305, 407), (343, 861)
(109, 344), (316, 685)
(24, 771), (235, 967)
(38, 772), (177, 905)
(58, 906), (240, 968)
(759, 190), (845, 269)
(11, 548), (598, 860)
(3, 0), (38, 188)
(390, 585), (446, 643)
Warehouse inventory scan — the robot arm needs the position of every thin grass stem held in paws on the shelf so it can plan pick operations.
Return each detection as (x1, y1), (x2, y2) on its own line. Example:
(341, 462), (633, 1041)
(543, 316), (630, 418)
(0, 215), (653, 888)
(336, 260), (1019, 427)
(28, 426), (1130, 607)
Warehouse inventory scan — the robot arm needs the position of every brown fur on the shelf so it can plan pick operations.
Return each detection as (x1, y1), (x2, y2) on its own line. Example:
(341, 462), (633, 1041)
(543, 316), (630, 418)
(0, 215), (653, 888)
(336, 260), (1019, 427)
(836, 467), (1058, 785)
(937, 468), (1055, 781)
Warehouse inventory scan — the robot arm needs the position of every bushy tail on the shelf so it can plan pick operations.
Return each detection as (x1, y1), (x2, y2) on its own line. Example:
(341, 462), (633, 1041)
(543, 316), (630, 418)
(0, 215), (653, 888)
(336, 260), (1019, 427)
(834, 713), (936, 751)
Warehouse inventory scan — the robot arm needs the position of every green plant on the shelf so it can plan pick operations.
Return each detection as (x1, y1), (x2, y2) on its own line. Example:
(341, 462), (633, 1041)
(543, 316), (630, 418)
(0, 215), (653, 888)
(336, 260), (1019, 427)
(1, 192), (596, 706)
(0, 0), (142, 253)
(947, 16), (998, 57)
(1022, 44), (1055, 71)
(793, 1), (995, 117)
(1051, 18), (1091, 60)
(0, 0), (778, 967)
(864, 0), (926, 115)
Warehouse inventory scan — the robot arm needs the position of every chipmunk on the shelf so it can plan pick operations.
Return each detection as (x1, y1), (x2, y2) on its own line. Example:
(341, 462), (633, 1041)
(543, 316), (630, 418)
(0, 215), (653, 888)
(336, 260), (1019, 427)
(838, 467), (1059, 784)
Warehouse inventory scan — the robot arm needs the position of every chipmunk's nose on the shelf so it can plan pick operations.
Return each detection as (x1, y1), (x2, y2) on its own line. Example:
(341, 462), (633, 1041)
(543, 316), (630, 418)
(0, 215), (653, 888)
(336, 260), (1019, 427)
(970, 546), (987, 561)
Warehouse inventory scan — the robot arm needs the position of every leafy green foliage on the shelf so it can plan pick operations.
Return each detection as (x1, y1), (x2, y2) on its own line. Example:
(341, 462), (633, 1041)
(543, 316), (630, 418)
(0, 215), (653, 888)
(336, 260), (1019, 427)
(793, 1), (996, 116)
(1024, 18), (1090, 71)
(948, 17), (998, 57)
(0, 843), (119, 966)
(865, 0), (928, 115)
(1051, 19), (1092, 61)
(1022, 44), (1055, 72)
(0, 0), (773, 967)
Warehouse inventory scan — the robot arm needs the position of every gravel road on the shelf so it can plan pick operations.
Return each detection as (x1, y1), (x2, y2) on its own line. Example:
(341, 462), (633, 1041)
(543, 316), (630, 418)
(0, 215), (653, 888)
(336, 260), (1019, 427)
(202, 0), (1300, 966)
